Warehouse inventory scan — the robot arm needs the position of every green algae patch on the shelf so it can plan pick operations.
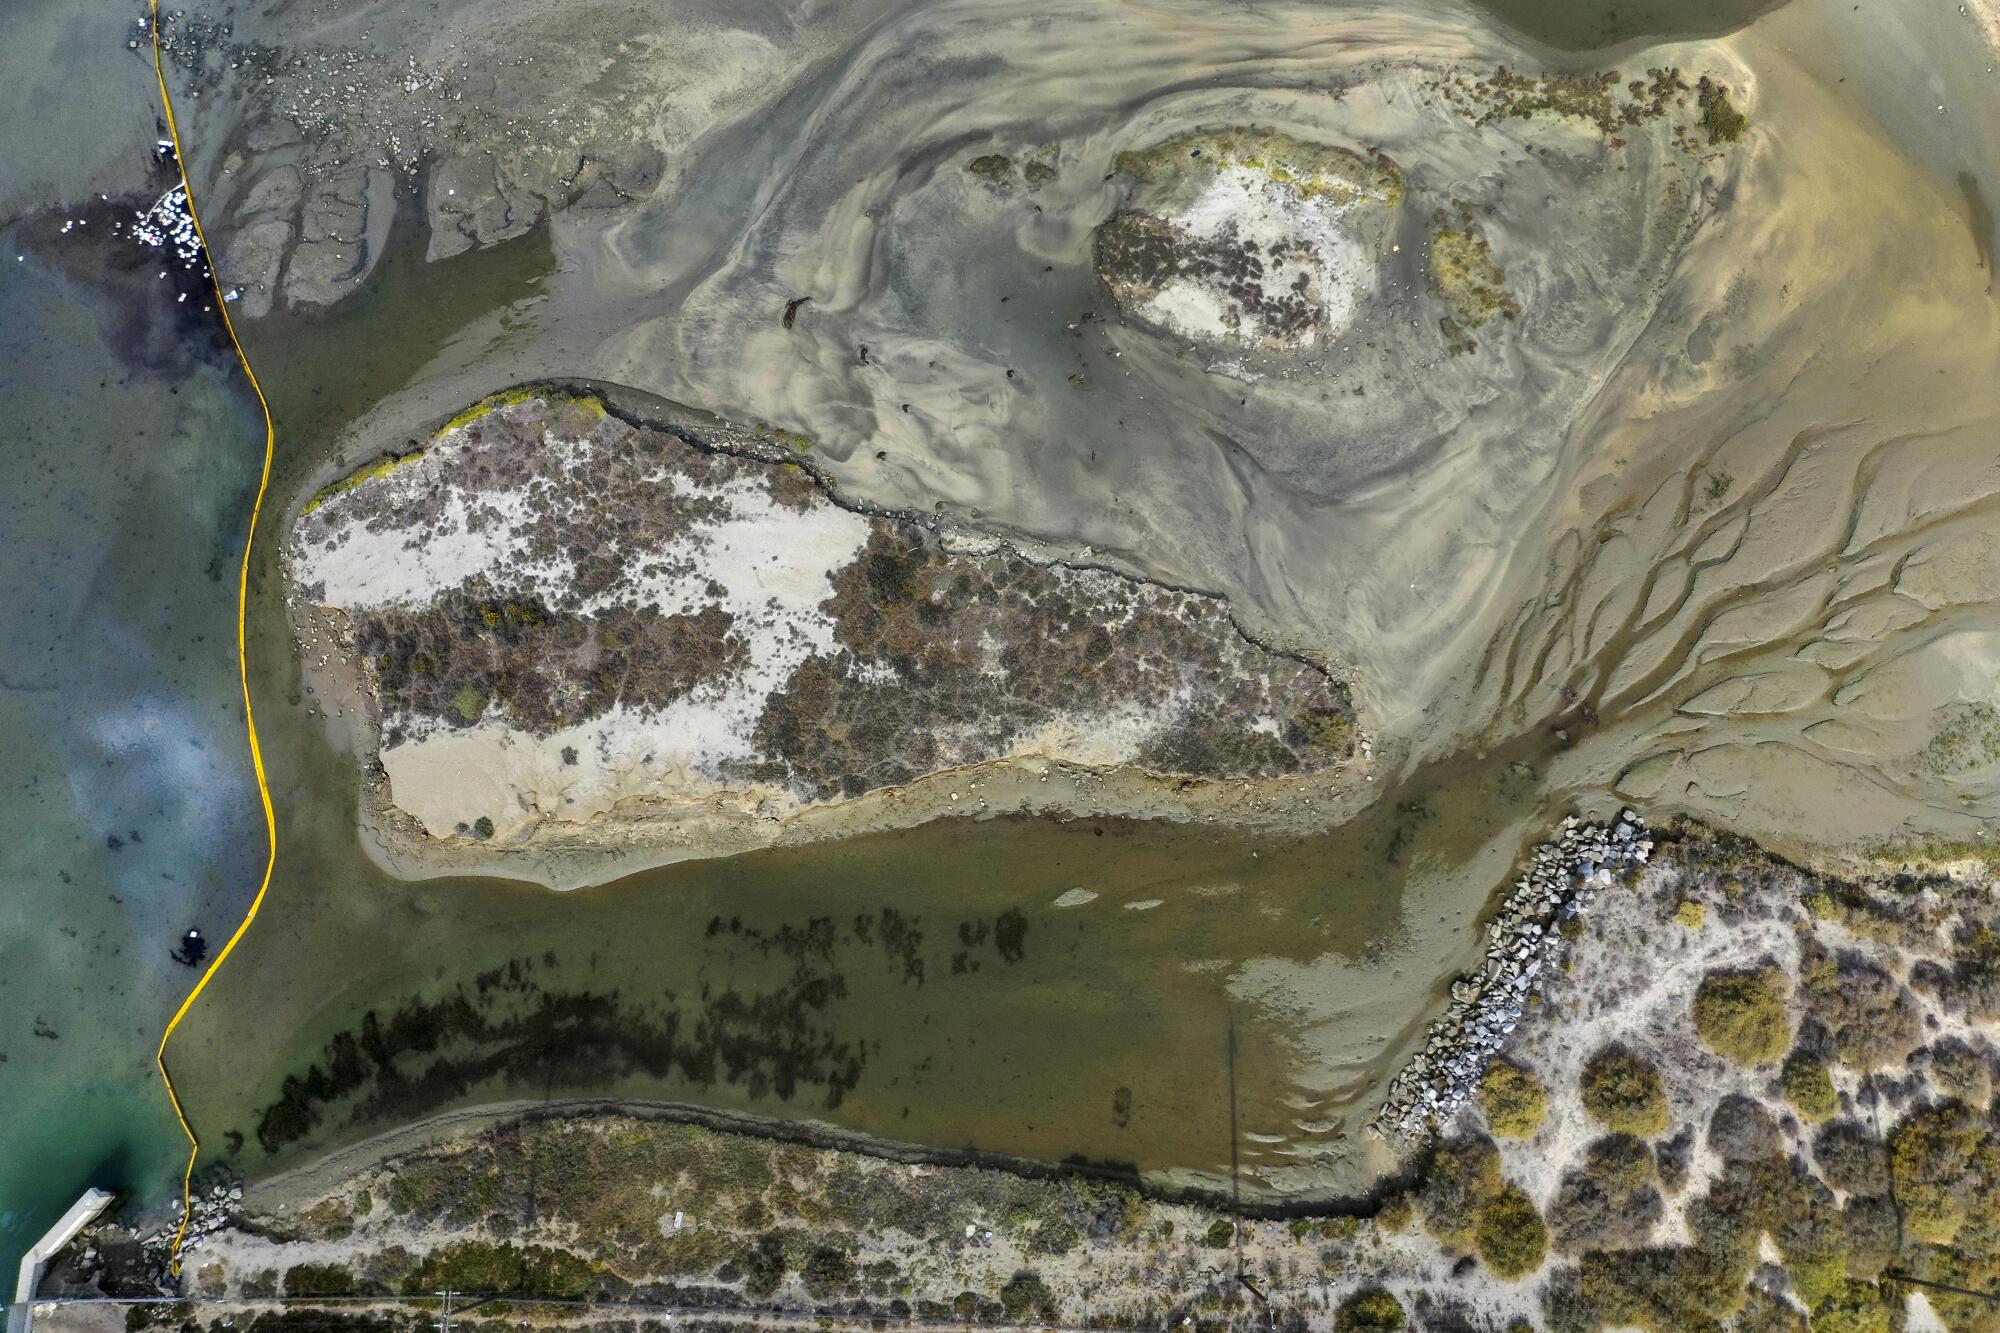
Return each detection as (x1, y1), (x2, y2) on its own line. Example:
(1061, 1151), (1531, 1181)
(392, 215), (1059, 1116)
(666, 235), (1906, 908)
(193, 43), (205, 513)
(301, 448), (426, 517)
(1429, 214), (1517, 329)
(441, 384), (547, 435)
(1113, 127), (1404, 207)
(1433, 65), (1692, 137)
(1697, 76), (1748, 145)
(753, 420), (815, 453)
(966, 153), (1014, 182)
(1862, 836), (2000, 874)
(304, 390), (611, 518)
(440, 385), (607, 439)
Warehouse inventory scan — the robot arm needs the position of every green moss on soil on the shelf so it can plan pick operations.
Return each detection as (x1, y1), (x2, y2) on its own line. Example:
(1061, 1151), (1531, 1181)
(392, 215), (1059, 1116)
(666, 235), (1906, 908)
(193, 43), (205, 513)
(1429, 216), (1517, 329)
(302, 450), (425, 517)
(1113, 127), (1404, 206)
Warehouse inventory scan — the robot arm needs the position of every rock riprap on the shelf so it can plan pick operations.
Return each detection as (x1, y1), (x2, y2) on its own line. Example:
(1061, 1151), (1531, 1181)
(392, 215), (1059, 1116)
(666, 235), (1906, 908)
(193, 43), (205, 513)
(1371, 811), (1653, 1138)
(288, 391), (1355, 845)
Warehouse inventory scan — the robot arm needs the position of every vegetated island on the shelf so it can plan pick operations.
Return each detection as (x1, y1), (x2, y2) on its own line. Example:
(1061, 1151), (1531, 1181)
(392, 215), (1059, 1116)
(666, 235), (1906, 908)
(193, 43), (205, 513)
(42, 819), (2000, 1332)
(287, 388), (1361, 886)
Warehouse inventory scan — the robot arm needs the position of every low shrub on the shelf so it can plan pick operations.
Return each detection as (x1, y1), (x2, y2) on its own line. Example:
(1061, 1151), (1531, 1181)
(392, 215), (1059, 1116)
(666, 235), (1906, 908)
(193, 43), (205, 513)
(1693, 969), (1790, 1065)
(1581, 1047), (1671, 1137)
(1813, 1121), (1890, 1196)
(1420, 1137), (1503, 1252)
(1552, 1135), (1662, 1252)
(283, 1264), (358, 1297)
(1567, 1242), (1753, 1331)
(1479, 1060), (1548, 1139)
(1374, 1193), (1416, 1234)
(1890, 1101), (1983, 1243)
(998, 1269), (1056, 1322)
(1806, 1280), (1895, 1333)
(1334, 1285), (1407, 1331)
(1799, 943), (1923, 1071)
(1926, 1037), (1993, 1105)
(800, 1244), (854, 1299)
(1781, 1050), (1838, 1122)
(401, 1241), (595, 1299)
(1477, 1184), (1549, 1279)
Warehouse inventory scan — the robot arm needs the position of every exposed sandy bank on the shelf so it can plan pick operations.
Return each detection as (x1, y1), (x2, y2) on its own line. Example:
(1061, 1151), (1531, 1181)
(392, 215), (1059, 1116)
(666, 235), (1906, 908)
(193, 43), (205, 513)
(288, 389), (1366, 886)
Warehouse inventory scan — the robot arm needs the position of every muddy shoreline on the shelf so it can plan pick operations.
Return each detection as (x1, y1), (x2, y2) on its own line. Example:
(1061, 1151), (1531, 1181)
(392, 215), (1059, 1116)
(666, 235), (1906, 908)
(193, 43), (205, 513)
(237, 1095), (1391, 1226)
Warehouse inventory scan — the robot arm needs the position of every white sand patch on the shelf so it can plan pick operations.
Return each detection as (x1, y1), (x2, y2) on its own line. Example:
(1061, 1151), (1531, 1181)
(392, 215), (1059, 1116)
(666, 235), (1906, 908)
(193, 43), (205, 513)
(1014, 695), (1177, 768)
(1143, 281), (1241, 344)
(576, 472), (871, 778)
(383, 697), (801, 838)
(1908, 1292), (1950, 1332)
(1130, 166), (1374, 348)
(298, 439), (593, 609)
